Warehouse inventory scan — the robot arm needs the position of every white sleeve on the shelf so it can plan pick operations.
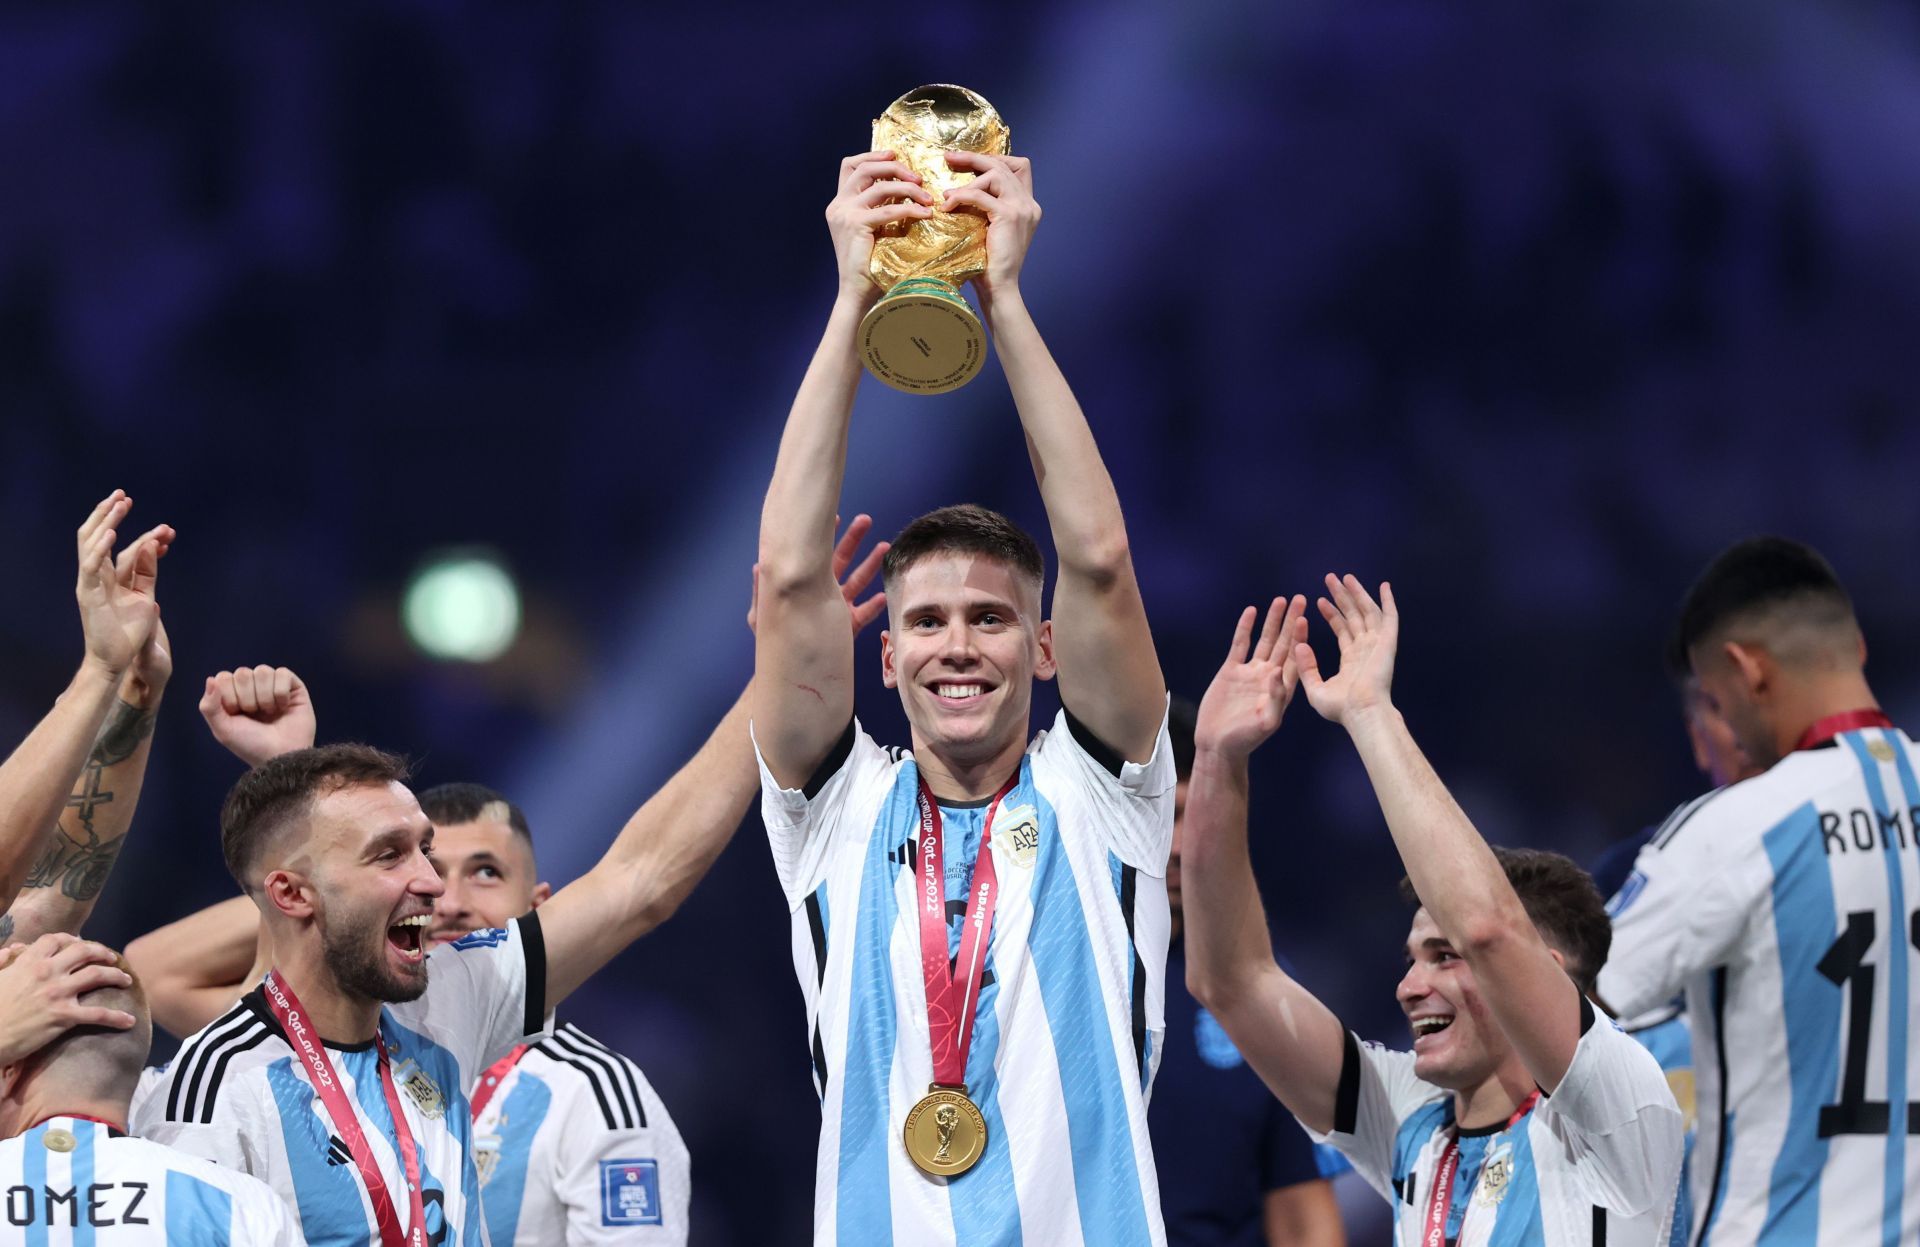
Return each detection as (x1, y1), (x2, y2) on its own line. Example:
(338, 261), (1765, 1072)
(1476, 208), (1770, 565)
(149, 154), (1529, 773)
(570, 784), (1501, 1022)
(753, 717), (897, 907)
(1599, 794), (1765, 1019)
(1541, 1008), (1687, 1216)
(1304, 1032), (1444, 1203)
(554, 1075), (693, 1245)
(1032, 703), (1177, 873)
(401, 913), (553, 1076)
(136, 1098), (258, 1173)
(234, 1178), (302, 1246)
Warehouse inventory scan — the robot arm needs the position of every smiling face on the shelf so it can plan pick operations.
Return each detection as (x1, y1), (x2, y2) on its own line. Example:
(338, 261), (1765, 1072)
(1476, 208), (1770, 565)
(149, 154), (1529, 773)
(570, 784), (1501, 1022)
(1396, 907), (1515, 1090)
(427, 817), (549, 948)
(298, 781), (444, 1003)
(881, 552), (1055, 767)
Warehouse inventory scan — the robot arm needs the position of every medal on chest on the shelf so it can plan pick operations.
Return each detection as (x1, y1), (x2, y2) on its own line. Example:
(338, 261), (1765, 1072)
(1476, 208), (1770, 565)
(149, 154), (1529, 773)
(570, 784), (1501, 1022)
(902, 772), (1017, 1178)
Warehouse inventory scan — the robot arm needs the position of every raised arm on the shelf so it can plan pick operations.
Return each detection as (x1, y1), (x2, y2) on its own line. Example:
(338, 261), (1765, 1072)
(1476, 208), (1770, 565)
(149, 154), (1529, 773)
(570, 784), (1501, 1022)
(1297, 575), (1586, 1091)
(1181, 597), (1351, 1134)
(540, 521), (887, 1014)
(753, 152), (932, 788)
(123, 895), (268, 1039)
(0, 492), (169, 923)
(943, 152), (1165, 760)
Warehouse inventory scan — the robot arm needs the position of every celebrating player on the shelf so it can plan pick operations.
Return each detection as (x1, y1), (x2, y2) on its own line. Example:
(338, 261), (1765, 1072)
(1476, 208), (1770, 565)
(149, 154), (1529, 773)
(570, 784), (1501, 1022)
(751, 150), (1174, 1244)
(1601, 537), (1920, 1244)
(0, 941), (298, 1243)
(1150, 699), (1347, 1247)
(1182, 580), (1684, 1244)
(0, 490), (172, 946)
(127, 519), (888, 1245)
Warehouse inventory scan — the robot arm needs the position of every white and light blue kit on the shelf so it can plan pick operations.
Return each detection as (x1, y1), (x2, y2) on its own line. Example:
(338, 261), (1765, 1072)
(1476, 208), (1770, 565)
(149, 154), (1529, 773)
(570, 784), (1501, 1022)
(470, 1022), (690, 1246)
(1310, 1003), (1684, 1245)
(130, 915), (550, 1247)
(755, 709), (1176, 1247)
(1602, 724), (1920, 1246)
(0, 1116), (298, 1245)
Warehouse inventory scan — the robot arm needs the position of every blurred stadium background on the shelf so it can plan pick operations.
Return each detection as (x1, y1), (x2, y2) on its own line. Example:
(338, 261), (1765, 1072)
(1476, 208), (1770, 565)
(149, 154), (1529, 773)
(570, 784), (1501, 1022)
(7, 1), (1920, 1240)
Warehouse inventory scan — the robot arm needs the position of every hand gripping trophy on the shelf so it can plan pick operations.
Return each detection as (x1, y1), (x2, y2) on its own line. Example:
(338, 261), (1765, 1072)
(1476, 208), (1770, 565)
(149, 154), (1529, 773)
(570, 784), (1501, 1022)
(858, 84), (1011, 395)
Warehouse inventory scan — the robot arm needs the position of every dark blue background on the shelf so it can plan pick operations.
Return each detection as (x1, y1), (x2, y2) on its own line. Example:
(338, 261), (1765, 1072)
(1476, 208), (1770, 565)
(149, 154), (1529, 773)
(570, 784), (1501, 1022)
(7, 3), (1920, 1241)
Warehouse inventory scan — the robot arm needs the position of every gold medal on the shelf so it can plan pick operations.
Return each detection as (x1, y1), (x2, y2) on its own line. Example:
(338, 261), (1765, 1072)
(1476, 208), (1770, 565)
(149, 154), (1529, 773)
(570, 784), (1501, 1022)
(903, 1085), (988, 1177)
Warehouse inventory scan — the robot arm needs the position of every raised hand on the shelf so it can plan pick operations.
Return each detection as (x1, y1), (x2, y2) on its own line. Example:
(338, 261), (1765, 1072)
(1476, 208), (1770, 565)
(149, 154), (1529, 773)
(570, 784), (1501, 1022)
(938, 151), (1039, 301)
(750, 514), (891, 637)
(0, 933), (137, 1065)
(1295, 575), (1400, 728)
(75, 491), (173, 680)
(199, 666), (317, 768)
(827, 150), (935, 302)
(1195, 596), (1308, 760)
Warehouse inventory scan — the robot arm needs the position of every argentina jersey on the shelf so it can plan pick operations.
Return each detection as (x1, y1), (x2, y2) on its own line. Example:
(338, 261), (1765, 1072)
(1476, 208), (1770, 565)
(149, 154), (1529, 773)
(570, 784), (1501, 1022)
(753, 707), (1176, 1247)
(130, 914), (551, 1247)
(0, 1117), (298, 1245)
(470, 1022), (690, 1246)
(1601, 725), (1920, 1246)
(1310, 1004), (1684, 1245)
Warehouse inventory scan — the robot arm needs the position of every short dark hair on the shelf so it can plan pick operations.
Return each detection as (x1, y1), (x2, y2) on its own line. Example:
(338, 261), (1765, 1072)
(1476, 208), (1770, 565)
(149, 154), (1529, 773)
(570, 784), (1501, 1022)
(220, 744), (412, 889)
(1668, 537), (1855, 676)
(417, 782), (532, 843)
(1399, 847), (1612, 996)
(1168, 696), (1197, 782)
(882, 504), (1045, 597)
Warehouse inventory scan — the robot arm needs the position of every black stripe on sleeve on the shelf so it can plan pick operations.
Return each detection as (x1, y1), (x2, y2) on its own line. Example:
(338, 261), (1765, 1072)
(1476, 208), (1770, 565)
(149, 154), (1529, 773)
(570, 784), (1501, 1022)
(198, 1028), (272, 1124)
(563, 1026), (650, 1128)
(518, 911), (548, 1037)
(1333, 1030), (1362, 1135)
(1593, 1205), (1607, 1245)
(1692, 968), (1732, 1247)
(550, 1028), (638, 1128)
(1579, 995), (1596, 1035)
(802, 719), (858, 800)
(534, 1041), (622, 1130)
(171, 1007), (261, 1123)
(804, 890), (831, 1097)
(1062, 705), (1126, 778)
(1651, 787), (1735, 852)
(1120, 865), (1146, 1076)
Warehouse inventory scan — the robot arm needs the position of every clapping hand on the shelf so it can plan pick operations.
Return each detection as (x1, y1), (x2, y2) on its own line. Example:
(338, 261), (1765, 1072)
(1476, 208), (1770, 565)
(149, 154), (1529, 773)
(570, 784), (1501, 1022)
(75, 491), (173, 683)
(1295, 575), (1400, 728)
(1194, 596), (1309, 760)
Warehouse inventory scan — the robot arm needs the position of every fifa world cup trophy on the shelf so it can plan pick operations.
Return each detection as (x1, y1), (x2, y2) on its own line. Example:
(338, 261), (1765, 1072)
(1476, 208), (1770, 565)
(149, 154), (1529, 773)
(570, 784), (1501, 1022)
(859, 84), (1011, 395)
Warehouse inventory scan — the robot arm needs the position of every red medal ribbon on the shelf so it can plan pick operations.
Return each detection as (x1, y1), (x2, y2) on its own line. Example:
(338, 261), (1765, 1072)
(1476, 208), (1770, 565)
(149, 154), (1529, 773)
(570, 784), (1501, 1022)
(1796, 708), (1895, 753)
(1421, 1090), (1540, 1247)
(916, 772), (1019, 1089)
(469, 1045), (528, 1121)
(262, 972), (427, 1247)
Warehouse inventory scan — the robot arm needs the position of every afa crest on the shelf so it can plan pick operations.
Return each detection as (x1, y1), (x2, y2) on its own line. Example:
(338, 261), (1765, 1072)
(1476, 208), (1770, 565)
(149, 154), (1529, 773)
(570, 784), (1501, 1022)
(393, 1059), (447, 1120)
(1475, 1146), (1513, 1207)
(997, 804), (1041, 869)
(473, 1133), (502, 1186)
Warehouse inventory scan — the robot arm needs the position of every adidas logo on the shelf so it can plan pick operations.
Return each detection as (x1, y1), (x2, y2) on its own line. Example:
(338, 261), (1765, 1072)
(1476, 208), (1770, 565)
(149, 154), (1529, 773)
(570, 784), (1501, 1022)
(325, 1136), (352, 1167)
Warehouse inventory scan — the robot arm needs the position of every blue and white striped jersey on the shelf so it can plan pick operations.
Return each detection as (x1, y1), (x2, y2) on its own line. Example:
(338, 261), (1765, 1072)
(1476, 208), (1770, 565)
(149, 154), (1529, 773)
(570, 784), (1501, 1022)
(1624, 1006), (1694, 1247)
(754, 709), (1176, 1247)
(0, 1117), (297, 1245)
(1601, 725), (1920, 1246)
(470, 1022), (690, 1246)
(129, 914), (550, 1246)
(1310, 1006), (1685, 1245)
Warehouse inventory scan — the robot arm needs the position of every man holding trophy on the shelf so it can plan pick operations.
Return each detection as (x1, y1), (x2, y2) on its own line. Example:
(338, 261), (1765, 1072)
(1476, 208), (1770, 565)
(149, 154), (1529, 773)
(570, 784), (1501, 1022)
(753, 86), (1176, 1245)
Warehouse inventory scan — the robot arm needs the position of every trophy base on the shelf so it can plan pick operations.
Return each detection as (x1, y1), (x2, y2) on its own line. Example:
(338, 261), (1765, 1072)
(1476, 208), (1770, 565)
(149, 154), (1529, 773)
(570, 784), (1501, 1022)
(859, 278), (987, 395)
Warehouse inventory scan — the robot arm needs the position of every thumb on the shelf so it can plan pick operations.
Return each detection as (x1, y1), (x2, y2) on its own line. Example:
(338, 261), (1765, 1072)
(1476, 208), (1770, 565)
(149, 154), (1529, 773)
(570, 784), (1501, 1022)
(1293, 641), (1324, 696)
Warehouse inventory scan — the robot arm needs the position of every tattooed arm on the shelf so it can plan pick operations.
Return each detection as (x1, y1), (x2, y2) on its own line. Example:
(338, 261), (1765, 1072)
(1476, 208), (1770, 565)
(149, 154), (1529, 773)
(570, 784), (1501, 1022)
(0, 491), (170, 917)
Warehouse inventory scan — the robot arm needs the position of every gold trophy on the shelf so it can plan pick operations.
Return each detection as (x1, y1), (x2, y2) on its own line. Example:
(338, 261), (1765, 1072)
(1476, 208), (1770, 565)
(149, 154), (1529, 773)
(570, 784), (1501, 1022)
(859, 84), (1011, 395)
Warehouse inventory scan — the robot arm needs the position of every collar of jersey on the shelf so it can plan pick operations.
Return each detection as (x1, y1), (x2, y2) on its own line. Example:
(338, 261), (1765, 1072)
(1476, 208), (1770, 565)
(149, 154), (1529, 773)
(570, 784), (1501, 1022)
(242, 983), (381, 1052)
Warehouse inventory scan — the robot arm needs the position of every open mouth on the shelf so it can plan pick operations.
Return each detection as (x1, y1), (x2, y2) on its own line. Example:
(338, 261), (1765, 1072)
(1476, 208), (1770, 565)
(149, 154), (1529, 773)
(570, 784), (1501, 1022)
(387, 915), (431, 963)
(931, 682), (990, 704)
(1410, 1015), (1453, 1042)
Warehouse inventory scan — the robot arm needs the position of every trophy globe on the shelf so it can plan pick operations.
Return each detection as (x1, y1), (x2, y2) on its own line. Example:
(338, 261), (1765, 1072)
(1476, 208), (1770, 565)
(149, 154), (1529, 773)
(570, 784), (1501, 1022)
(859, 84), (1011, 395)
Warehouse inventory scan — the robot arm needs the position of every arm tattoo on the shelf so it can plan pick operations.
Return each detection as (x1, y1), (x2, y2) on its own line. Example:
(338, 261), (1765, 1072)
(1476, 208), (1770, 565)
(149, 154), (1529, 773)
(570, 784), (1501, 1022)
(0, 913), (14, 943)
(19, 700), (151, 904)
